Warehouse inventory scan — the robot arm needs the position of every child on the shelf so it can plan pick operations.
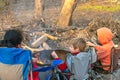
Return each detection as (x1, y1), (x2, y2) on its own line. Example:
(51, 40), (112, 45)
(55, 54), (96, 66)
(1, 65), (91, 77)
(87, 27), (114, 71)
(0, 29), (32, 80)
(0, 29), (23, 48)
(52, 38), (95, 80)
(0, 29), (39, 80)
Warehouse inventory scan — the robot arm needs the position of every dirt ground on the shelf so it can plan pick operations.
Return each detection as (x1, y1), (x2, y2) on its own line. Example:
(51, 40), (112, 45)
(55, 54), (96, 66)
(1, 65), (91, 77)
(0, 0), (120, 50)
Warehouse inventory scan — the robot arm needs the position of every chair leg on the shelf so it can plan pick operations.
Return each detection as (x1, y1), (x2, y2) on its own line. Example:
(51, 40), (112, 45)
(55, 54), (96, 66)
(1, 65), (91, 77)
(91, 70), (104, 80)
(30, 70), (33, 80)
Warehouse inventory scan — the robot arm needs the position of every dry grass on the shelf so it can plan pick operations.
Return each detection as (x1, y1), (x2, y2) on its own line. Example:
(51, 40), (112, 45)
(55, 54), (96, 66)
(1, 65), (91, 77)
(85, 17), (120, 44)
(76, 3), (120, 12)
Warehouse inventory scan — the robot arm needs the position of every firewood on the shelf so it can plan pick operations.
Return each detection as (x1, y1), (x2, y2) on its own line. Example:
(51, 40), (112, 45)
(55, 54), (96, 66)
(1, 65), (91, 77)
(31, 35), (47, 47)
(44, 33), (58, 40)
(22, 43), (43, 53)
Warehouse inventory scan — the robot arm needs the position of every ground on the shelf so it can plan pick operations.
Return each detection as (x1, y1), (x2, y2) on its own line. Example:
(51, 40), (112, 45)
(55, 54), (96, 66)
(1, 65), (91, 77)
(0, 0), (120, 50)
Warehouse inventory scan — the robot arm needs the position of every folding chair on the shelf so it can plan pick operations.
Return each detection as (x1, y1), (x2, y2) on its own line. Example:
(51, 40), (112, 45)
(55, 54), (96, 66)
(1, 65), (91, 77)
(35, 50), (69, 80)
(36, 49), (70, 63)
(92, 43), (120, 80)
(110, 43), (120, 72)
(0, 48), (32, 80)
(33, 60), (68, 80)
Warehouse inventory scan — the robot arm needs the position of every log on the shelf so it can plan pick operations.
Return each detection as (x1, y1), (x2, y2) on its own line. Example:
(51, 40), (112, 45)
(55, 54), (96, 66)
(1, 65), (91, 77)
(45, 33), (58, 40)
(31, 35), (48, 47)
(31, 33), (58, 47)
(22, 43), (43, 53)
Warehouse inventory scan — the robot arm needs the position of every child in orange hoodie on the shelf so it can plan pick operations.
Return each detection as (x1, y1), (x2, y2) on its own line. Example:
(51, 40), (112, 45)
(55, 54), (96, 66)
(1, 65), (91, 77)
(87, 27), (114, 71)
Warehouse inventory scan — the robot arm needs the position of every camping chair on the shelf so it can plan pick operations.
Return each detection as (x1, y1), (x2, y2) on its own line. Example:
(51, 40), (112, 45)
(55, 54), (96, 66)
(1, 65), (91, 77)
(35, 49), (70, 63)
(93, 44), (120, 73)
(110, 43), (120, 72)
(0, 48), (32, 80)
(32, 49), (69, 80)
(33, 60), (68, 80)
(92, 43), (120, 79)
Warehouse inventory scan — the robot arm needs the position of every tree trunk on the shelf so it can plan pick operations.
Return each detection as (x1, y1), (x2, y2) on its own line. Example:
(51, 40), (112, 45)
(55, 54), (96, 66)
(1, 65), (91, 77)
(57, 0), (77, 27)
(34, 0), (44, 20)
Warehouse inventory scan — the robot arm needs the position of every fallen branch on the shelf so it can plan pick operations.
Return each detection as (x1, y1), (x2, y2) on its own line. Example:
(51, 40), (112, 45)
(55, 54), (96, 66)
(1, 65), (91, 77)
(31, 35), (48, 47)
(31, 33), (58, 47)
(44, 33), (58, 40)
(22, 43), (43, 53)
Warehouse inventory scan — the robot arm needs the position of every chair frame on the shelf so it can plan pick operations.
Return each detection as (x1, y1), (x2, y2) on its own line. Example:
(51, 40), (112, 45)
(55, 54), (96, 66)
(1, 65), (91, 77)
(91, 43), (120, 80)
(110, 43), (120, 73)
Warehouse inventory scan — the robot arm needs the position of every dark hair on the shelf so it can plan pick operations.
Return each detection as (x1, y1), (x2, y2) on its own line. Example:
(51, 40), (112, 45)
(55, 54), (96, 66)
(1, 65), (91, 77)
(71, 38), (86, 52)
(0, 29), (23, 47)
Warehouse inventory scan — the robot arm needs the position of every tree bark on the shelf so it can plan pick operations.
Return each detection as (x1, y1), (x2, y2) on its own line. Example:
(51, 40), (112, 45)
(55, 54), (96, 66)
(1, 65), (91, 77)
(57, 0), (77, 27)
(34, 0), (44, 20)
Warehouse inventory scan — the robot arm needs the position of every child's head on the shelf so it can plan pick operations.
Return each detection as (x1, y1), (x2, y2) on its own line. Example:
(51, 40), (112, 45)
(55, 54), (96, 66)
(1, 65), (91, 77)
(96, 27), (113, 45)
(0, 29), (23, 47)
(69, 38), (86, 53)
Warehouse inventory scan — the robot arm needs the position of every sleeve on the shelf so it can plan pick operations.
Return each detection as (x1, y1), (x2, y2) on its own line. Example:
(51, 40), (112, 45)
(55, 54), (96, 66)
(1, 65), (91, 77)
(94, 45), (108, 60)
(54, 58), (67, 71)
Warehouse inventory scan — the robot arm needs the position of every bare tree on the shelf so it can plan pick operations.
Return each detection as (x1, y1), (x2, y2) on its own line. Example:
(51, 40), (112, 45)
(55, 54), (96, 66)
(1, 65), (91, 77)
(34, 0), (44, 20)
(57, 0), (77, 27)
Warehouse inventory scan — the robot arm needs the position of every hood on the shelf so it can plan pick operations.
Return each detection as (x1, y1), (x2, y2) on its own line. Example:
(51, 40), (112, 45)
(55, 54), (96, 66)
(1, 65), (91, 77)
(97, 27), (113, 44)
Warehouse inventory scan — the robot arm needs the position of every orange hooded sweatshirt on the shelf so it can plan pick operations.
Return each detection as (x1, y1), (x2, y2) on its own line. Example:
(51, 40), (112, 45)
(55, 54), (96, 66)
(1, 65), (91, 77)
(94, 27), (114, 70)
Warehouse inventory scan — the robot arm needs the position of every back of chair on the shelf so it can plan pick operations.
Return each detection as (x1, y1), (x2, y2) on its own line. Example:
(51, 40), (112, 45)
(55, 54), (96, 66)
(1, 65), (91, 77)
(0, 48), (32, 80)
(110, 43), (120, 72)
(38, 49), (70, 62)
